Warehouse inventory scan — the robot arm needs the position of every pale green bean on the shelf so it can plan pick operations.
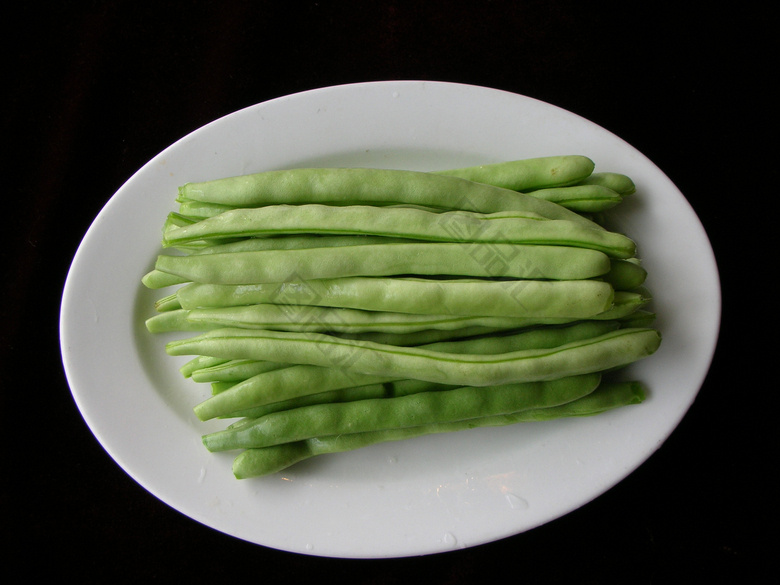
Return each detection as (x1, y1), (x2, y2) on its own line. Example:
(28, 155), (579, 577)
(177, 166), (602, 228)
(435, 155), (595, 191)
(160, 204), (636, 258)
(174, 277), (615, 319)
(153, 243), (613, 284)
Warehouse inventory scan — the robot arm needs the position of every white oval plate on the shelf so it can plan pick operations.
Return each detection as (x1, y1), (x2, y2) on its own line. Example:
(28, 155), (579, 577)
(60, 81), (720, 559)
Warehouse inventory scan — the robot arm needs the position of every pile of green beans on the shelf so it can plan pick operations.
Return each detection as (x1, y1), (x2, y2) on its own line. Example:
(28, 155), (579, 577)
(142, 155), (660, 479)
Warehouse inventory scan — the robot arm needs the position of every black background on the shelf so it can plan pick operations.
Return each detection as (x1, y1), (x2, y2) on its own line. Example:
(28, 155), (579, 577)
(5, 1), (773, 582)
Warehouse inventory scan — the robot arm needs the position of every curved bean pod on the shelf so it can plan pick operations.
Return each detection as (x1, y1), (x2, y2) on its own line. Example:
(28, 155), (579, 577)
(168, 326), (660, 421)
(186, 321), (622, 420)
(166, 326), (661, 389)
(202, 373), (603, 452)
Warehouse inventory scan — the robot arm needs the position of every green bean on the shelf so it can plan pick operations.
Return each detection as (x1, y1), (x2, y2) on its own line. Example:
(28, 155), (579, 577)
(174, 277), (615, 319)
(177, 166), (603, 228)
(153, 242), (614, 284)
(227, 378), (453, 426)
(145, 309), (214, 333)
(179, 356), (230, 379)
(574, 172), (636, 195)
(167, 326), (660, 390)
(185, 291), (645, 334)
(181, 304), (565, 335)
(143, 234), (418, 289)
(521, 185), (623, 213)
(162, 212), (242, 251)
(189, 322), (622, 420)
(435, 155), (595, 191)
(173, 322), (644, 420)
(160, 204), (636, 258)
(333, 325), (513, 346)
(155, 286), (642, 338)
(230, 379), (645, 478)
(191, 359), (290, 383)
(142, 270), (190, 289)
(153, 292), (181, 312)
(177, 199), (236, 219)
(602, 258), (647, 291)
(202, 373), (603, 452)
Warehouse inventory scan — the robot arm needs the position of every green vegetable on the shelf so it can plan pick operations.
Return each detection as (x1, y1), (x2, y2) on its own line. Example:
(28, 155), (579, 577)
(153, 242), (615, 284)
(166, 327), (660, 411)
(202, 373), (604, 452)
(160, 204), (636, 257)
(574, 171), (636, 195)
(173, 277), (615, 319)
(140, 157), (661, 479)
(434, 155), (596, 191)
(177, 166), (602, 227)
(186, 321), (624, 421)
(231, 379), (646, 478)
(151, 284), (646, 336)
(520, 185), (623, 213)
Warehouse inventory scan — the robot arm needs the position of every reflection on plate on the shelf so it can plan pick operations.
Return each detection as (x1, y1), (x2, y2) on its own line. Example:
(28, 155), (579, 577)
(60, 81), (720, 559)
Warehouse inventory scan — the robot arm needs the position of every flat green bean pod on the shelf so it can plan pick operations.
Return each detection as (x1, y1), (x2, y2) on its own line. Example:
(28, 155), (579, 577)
(181, 304), (568, 335)
(160, 204), (636, 257)
(177, 166), (603, 228)
(143, 234), (419, 288)
(202, 373), (604, 452)
(153, 242), (614, 284)
(174, 277), (615, 319)
(230, 379), (645, 478)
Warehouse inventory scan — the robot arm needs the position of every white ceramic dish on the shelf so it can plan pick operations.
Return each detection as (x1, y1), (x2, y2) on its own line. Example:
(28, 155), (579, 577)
(60, 81), (720, 559)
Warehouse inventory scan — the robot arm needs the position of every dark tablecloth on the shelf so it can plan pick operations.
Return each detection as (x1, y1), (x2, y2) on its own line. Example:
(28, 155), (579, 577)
(6, 2), (771, 582)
